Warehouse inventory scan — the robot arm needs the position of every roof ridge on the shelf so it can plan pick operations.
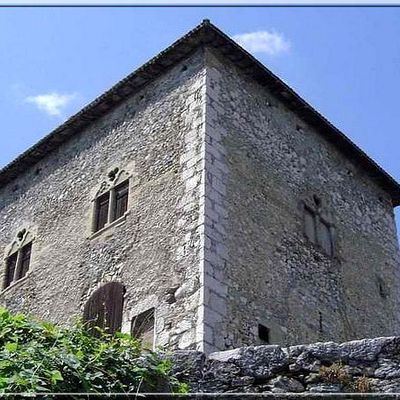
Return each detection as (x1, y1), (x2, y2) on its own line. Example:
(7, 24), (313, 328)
(0, 20), (208, 183)
(1, 20), (399, 205)
(204, 21), (400, 205)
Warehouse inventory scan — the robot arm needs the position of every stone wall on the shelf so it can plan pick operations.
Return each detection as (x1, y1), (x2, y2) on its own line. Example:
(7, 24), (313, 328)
(1, 40), (399, 355)
(0, 49), (207, 351)
(172, 336), (400, 394)
(202, 47), (400, 350)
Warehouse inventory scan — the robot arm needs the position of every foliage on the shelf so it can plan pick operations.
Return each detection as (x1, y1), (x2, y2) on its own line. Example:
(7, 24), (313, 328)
(319, 362), (351, 386)
(353, 375), (371, 393)
(320, 362), (372, 393)
(0, 308), (185, 397)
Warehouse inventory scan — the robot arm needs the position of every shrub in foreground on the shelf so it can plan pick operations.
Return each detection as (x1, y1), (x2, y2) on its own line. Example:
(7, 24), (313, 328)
(0, 308), (185, 395)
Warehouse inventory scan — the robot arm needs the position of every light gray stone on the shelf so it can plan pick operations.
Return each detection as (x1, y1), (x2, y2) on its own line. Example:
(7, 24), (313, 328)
(375, 362), (400, 379)
(308, 383), (343, 393)
(237, 345), (289, 380)
(209, 348), (242, 362)
(268, 376), (304, 393)
(0, 49), (207, 351)
(343, 337), (389, 362)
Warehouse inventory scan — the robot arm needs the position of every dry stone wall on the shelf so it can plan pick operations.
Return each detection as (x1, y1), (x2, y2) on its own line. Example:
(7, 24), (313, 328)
(172, 336), (400, 394)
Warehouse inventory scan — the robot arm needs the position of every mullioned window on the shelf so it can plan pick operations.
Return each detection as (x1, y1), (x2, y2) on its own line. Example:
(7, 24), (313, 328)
(3, 229), (34, 289)
(303, 196), (335, 257)
(92, 168), (131, 234)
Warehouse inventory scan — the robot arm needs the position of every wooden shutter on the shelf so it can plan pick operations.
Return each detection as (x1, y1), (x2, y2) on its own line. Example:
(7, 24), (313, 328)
(83, 287), (105, 335)
(83, 282), (125, 335)
(131, 308), (155, 349)
(114, 181), (129, 221)
(4, 252), (18, 288)
(95, 192), (110, 232)
(17, 242), (32, 280)
(104, 282), (125, 334)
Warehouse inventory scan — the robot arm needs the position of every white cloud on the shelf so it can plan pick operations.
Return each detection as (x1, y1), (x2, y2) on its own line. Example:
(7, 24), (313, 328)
(233, 30), (291, 56)
(25, 92), (77, 117)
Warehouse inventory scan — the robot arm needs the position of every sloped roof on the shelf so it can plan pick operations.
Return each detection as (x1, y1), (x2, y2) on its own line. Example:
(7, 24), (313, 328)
(1, 20), (399, 206)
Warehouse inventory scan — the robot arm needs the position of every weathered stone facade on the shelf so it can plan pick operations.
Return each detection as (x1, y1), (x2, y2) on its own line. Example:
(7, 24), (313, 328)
(202, 48), (400, 351)
(0, 49), (207, 351)
(0, 21), (399, 354)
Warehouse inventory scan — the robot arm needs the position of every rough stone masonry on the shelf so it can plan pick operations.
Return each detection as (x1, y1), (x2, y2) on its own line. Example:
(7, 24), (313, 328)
(0, 21), (399, 354)
(171, 336), (400, 395)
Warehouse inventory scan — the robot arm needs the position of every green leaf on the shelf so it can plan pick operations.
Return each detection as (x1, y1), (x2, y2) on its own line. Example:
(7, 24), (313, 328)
(75, 349), (84, 359)
(5, 342), (18, 352)
(50, 370), (63, 384)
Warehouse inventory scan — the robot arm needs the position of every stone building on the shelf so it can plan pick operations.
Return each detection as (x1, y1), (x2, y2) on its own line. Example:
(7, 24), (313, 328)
(1, 20), (399, 354)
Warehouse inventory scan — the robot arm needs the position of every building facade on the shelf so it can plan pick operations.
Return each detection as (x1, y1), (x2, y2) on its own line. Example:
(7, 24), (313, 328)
(1, 21), (400, 353)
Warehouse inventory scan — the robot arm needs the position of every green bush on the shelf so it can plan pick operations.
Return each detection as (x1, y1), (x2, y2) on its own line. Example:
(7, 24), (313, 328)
(0, 308), (185, 396)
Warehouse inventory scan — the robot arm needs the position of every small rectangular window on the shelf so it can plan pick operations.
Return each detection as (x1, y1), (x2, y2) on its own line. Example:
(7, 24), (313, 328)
(95, 192), (110, 232)
(18, 242), (32, 280)
(258, 324), (270, 344)
(131, 308), (155, 349)
(4, 253), (18, 289)
(114, 181), (129, 221)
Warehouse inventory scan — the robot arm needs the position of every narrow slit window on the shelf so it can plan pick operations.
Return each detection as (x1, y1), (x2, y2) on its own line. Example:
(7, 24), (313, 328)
(304, 207), (317, 243)
(318, 219), (333, 256)
(18, 242), (32, 280)
(95, 192), (110, 232)
(114, 181), (129, 221)
(4, 252), (18, 289)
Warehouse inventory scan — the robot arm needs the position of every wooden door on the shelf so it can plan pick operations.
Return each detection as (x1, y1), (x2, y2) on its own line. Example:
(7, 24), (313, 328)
(83, 282), (125, 335)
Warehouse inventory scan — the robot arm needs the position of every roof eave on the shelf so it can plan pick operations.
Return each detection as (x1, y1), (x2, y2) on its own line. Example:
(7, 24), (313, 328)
(0, 20), (209, 188)
(202, 22), (400, 206)
(1, 20), (399, 206)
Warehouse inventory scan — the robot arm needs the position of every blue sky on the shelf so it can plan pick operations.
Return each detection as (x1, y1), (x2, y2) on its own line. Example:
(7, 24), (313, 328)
(1, 7), (399, 233)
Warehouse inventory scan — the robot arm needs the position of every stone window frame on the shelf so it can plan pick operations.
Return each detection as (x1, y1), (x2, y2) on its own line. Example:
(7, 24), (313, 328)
(2, 229), (35, 291)
(90, 168), (132, 238)
(302, 196), (335, 258)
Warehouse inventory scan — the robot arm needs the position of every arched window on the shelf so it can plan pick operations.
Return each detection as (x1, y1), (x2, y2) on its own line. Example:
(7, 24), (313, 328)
(92, 168), (131, 233)
(3, 229), (34, 289)
(83, 282), (125, 335)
